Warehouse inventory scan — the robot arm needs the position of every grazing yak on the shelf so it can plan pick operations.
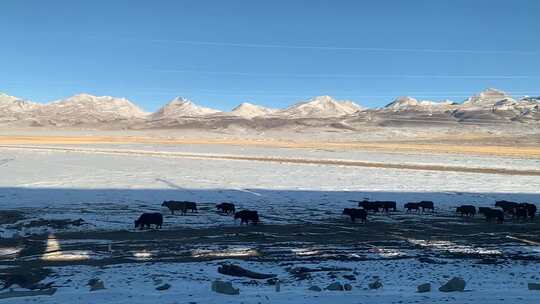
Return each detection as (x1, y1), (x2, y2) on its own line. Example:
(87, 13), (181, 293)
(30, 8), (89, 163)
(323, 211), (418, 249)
(515, 206), (528, 220)
(405, 202), (420, 212)
(418, 201), (435, 212)
(520, 203), (537, 219)
(357, 200), (396, 213)
(134, 213), (163, 230)
(478, 207), (504, 223)
(456, 205), (476, 217)
(216, 202), (236, 215)
(361, 201), (381, 213)
(495, 200), (519, 216)
(162, 200), (198, 215)
(234, 210), (259, 225)
(405, 201), (434, 212)
(380, 201), (397, 212)
(357, 200), (377, 212)
(343, 208), (367, 223)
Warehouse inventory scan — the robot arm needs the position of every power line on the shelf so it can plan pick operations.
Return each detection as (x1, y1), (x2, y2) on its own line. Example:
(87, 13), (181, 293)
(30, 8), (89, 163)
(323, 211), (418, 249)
(148, 68), (537, 79)
(129, 38), (540, 55)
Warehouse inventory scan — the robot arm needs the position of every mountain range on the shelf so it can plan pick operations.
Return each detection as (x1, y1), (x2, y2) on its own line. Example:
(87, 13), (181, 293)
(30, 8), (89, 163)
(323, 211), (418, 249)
(0, 89), (538, 129)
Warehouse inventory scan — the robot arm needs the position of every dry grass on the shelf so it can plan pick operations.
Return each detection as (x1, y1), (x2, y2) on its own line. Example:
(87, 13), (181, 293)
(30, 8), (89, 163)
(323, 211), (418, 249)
(1, 135), (539, 158)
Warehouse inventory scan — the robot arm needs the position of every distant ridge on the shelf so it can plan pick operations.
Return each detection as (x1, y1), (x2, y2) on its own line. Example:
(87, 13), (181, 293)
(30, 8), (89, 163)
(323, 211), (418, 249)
(0, 89), (538, 128)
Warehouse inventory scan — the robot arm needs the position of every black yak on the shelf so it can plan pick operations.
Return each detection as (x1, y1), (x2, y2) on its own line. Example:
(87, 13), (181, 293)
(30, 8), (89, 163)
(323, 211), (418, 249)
(418, 201), (435, 212)
(234, 210), (259, 225)
(162, 200), (198, 215)
(515, 206), (528, 220)
(343, 208), (367, 223)
(216, 202), (236, 215)
(495, 200), (519, 216)
(456, 205), (476, 217)
(518, 203), (537, 219)
(357, 200), (396, 213)
(478, 207), (504, 223)
(134, 213), (163, 230)
(380, 201), (397, 212)
(358, 200), (379, 212)
(404, 202), (420, 212)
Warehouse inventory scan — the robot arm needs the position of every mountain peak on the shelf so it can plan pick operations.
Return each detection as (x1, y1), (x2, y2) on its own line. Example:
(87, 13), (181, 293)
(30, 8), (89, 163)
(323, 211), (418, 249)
(278, 95), (363, 117)
(310, 95), (334, 103)
(152, 97), (221, 119)
(45, 93), (148, 119)
(0, 93), (38, 113)
(384, 96), (456, 111)
(230, 102), (276, 118)
(464, 88), (512, 105)
(169, 96), (193, 105)
(385, 96), (419, 109)
(0, 92), (19, 103)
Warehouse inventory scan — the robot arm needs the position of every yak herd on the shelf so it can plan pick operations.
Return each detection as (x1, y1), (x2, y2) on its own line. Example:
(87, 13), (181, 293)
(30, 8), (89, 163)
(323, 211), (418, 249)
(133, 198), (537, 230)
(134, 200), (258, 229)
(341, 199), (536, 224)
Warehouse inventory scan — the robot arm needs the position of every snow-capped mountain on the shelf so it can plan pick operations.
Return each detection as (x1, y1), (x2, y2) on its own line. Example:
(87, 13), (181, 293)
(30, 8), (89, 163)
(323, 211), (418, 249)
(450, 89), (540, 122)
(276, 96), (363, 118)
(37, 94), (148, 120)
(151, 97), (221, 119)
(228, 102), (276, 118)
(383, 96), (455, 111)
(462, 88), (513, 106)
(0, 93), (40, 114)
(0, 89), (538, 128)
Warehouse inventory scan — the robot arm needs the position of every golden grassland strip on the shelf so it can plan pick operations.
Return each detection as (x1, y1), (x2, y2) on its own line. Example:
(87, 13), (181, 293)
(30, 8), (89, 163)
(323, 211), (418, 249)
(0, 135), (539, 158)
(1, 145), (540, 176)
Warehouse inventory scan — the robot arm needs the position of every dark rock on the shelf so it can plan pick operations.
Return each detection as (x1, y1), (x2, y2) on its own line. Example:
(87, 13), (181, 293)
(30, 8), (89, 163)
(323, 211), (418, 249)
(439, 277), (466, 292)
(211, 280), (239, 295)
(88, 278), (105, 291)
(369, 280), (383, 290)
(308, 285), (322, 292)
(326, 282), (344, 291)
(417, 283), (431, 293)
(156, 283), (171, 291)
(528, 283), (540, 290)
(218, 264), (276, 280)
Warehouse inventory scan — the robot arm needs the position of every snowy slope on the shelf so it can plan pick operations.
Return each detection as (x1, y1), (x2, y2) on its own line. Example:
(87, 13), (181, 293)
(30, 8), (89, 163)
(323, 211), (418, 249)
(383, 96), (455, 111)
(0, 93), (41, 120)
(151, 97), (221, 119)
(32, 94), (148, 123)
(463, 88), (513, 106)
(276, 96), (363, 118)
(451, 89), (540, 122)
(0, 89), (539, 127)
(228, 102), (276, 118)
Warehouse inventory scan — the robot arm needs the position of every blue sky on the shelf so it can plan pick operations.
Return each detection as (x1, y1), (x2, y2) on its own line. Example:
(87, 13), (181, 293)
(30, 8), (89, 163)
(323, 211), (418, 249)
(1, 0), (539, 111)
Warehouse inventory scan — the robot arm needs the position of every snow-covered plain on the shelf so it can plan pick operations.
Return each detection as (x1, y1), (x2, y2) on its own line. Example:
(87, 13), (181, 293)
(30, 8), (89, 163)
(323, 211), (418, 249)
(1, 143), (540, 303)
(0, 144), (539, 234)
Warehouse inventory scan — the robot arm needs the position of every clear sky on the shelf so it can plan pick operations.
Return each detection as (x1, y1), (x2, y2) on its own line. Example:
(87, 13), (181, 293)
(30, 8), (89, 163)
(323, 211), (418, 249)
(1, 0), (539, 111)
